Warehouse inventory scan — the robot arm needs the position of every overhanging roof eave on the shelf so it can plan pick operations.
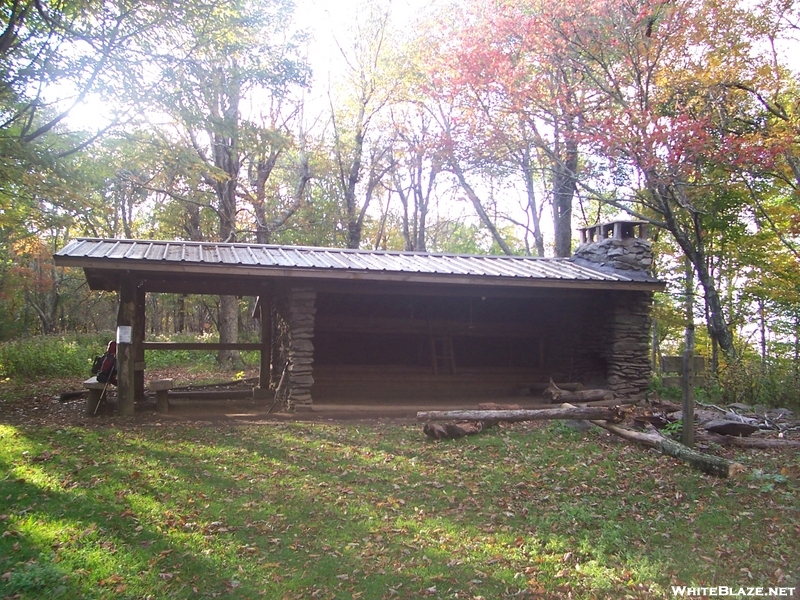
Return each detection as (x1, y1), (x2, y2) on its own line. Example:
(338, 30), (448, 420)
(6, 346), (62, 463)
(55, 255), (665, 293)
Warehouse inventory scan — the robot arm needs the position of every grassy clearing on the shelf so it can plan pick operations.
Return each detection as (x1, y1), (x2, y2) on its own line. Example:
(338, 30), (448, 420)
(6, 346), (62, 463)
(0, 420), (797, 599)
(0, 334), (259, 401)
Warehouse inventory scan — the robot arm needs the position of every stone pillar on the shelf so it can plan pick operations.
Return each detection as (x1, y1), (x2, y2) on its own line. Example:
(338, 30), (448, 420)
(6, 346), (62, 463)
(603, 291), (654, 398)
(285, 287), (316, 411)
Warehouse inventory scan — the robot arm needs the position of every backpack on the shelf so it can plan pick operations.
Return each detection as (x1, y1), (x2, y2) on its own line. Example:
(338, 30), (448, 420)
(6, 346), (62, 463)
(92, 341), (117, 384)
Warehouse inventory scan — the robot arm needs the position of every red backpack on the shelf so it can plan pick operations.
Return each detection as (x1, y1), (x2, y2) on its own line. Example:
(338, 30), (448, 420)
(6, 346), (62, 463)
(91, 341), (117, 384)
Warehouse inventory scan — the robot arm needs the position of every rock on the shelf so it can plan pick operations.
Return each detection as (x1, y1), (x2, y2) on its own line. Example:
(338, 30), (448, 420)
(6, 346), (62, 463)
(703, 420), (760, 437)
(767, 408), (794, 419)
(727, 403), (752, 412)
(563, 419), (593, 432)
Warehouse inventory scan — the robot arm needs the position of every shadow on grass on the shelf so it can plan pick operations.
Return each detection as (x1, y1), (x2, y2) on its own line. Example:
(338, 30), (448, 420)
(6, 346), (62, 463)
(1, 421), (798, 599)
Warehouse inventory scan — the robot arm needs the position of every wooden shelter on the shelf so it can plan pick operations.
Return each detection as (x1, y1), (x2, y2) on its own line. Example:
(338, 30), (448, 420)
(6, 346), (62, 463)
(54, 220), (664, 413)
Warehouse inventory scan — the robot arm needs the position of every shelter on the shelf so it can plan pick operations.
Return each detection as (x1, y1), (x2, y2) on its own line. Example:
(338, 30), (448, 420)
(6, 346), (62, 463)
(54, 220), (664, 414)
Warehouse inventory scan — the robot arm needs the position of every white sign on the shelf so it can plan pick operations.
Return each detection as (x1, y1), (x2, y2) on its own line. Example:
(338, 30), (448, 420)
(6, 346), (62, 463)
(116, 326), (132, 344)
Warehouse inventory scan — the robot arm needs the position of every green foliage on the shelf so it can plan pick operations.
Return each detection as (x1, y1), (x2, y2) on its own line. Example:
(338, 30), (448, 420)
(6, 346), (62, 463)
(144, 333), (259, 371)
(661, 420), (683, 436)
(0, 333), (260, 381)
(749, 469), (790, 494)
(0, 334), (111, 379)
(3, 560), (68, 597)
(712, 357), (800, 410)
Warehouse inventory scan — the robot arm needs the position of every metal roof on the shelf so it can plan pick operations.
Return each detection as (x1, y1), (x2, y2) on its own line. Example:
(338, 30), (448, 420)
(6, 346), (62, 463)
(54, 238), (663, 290)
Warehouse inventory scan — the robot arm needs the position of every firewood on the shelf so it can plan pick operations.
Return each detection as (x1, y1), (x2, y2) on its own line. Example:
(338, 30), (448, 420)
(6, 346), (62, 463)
(423, 421), (484, 440)
(530, 382), (584, 392)
(543, 379), (613, 403)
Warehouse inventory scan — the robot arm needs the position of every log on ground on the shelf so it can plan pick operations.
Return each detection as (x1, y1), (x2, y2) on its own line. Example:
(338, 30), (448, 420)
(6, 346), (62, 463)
(543, 380), (614, 403)
(588, 419), (746, 478)
(696, 434), (800, 449)
(417, 406), (626, 423)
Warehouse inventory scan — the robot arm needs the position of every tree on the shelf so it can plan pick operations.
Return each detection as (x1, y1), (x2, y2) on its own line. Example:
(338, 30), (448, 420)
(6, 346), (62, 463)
(125, 0), (309, 365)
(545, 0), (798, 358)
(419, 0), (595, 257)
(327, 1), (399, 249)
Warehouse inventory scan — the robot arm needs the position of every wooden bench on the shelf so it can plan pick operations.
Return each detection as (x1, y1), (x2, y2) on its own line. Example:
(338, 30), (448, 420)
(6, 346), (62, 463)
(83, 377), (110, 416)
(149, 379), (174, 413)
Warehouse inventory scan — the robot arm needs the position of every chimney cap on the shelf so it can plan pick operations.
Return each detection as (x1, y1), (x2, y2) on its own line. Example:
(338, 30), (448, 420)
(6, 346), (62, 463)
(578, 220), (650, 244)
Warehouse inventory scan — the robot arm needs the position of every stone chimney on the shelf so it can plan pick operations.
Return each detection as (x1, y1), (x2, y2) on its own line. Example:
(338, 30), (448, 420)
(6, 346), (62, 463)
(573, 220), (653, 274)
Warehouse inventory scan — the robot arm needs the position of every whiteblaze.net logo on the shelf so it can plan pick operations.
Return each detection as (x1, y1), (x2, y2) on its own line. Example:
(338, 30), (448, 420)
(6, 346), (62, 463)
(671, 587), (796, 597)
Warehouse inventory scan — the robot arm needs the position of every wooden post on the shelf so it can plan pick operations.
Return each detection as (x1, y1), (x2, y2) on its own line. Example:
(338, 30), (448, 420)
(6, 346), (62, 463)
(134, 285), (145, 401)
(682, 348), (695, 447)
(150, 379), (173, 413)
(255, 295), (272, 399)
(682, 257), (695, 448)
(117, 279), (136, 416)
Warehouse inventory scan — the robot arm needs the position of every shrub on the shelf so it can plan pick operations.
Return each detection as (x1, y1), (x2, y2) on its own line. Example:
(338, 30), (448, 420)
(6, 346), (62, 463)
(712, 357), (800, 410)
(0, 332), (260, 380)
(0, 333), (112, 379)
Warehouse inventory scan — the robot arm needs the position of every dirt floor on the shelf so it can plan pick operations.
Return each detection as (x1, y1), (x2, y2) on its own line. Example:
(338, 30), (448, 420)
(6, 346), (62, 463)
(0, 369), (546, 429)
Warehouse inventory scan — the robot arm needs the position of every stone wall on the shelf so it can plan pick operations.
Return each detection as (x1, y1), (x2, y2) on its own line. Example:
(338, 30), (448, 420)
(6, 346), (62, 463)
(273, 286), (316, 411)
(602, 291), (654, 398)
(573, 237), (653, 273)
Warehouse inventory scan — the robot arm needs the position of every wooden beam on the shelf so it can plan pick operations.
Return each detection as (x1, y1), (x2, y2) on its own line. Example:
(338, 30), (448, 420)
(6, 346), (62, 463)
(142, 342), (262, 351)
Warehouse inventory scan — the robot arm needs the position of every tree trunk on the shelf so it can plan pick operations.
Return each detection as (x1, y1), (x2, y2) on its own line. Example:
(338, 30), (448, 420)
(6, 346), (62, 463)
(176, 294), (185, 333)
(695, 434), (800, 450)
(218, 294), (242, 368)
(552, 137), (578, 257)
(449, 160), (513, 255)
(521, 146), (546, 257)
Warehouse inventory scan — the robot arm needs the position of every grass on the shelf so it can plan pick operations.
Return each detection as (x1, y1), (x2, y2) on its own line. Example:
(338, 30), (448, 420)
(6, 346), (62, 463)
(1, 420), (798, 599)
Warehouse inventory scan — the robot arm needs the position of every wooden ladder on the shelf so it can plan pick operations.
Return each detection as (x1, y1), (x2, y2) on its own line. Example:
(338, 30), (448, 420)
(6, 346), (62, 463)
(429, 333), (456, 375)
